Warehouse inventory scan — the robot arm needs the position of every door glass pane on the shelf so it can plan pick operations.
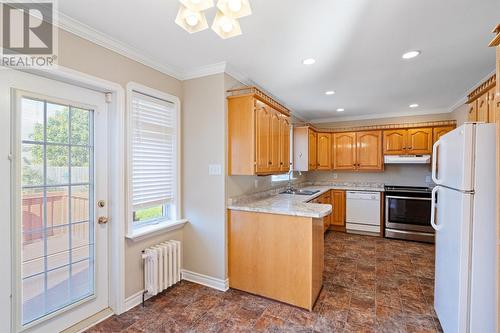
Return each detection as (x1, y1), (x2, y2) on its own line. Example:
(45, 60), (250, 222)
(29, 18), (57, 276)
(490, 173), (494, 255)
(20, 97), (95, 325)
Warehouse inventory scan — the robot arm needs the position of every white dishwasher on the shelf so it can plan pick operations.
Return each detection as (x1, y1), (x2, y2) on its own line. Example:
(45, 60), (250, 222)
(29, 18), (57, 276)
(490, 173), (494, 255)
(346, 191), (381, 235)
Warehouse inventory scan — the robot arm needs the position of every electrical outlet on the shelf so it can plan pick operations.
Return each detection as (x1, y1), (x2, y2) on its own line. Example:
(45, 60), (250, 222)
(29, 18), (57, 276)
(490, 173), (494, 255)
(333, 173), (338, 179)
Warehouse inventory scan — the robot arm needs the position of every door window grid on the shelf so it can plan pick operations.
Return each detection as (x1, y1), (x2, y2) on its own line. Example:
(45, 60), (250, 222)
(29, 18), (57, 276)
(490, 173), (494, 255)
(20, 97), (95, 325)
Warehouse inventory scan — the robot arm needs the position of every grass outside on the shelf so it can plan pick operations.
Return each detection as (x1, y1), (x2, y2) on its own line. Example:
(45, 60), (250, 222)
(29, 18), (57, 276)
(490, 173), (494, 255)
(134, 205), (163, 222)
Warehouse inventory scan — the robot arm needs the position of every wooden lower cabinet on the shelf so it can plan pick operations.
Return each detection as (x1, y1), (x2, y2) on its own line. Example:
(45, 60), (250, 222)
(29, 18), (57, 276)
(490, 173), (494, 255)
(228, 210), (323, 310)
(309, 192), (332, 232)
(329, 190), (346, 231)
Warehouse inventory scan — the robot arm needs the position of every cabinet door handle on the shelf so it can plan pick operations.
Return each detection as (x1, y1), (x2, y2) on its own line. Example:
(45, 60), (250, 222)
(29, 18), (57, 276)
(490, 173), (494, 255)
(268, 161), (272, 165)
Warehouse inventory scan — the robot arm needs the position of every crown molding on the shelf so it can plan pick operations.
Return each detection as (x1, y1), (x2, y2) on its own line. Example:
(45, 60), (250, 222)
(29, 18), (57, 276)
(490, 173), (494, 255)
(182, 62), (227, 80)
(57, 12), (186, 80)
(310, 108), (451, 124)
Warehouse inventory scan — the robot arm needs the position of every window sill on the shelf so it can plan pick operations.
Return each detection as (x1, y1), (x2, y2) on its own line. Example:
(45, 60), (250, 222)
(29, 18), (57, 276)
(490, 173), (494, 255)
(126, 219), (188, 242)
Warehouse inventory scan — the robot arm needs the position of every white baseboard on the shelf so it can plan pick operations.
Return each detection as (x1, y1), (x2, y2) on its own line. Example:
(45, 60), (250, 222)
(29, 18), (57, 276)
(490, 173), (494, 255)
(123, 271), (228, 313)
(124, 290), (152, 312)
(181, 269), (229, 291)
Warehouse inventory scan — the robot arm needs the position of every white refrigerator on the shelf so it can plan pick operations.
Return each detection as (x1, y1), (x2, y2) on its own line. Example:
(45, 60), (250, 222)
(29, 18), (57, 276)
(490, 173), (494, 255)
(431, 123), (497, 333)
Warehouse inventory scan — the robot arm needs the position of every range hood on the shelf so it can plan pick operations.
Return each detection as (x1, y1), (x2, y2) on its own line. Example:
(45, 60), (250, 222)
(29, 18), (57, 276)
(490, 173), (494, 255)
(384, 155), (431, 164)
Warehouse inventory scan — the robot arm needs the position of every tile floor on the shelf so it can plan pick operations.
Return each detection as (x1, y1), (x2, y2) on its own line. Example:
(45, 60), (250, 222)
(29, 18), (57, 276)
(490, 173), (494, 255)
(86, 232), (441, 332)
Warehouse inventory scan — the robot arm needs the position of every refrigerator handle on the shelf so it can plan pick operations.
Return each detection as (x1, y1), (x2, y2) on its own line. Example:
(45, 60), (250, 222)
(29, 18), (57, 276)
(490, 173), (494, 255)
(430, 186), (442, 231)
(432, 140), (443, 185)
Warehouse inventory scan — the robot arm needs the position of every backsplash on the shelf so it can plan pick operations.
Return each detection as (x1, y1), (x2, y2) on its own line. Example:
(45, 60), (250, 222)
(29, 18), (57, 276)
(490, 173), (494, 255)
(306, 164), (433, 187)
(226, 172), (306, 198)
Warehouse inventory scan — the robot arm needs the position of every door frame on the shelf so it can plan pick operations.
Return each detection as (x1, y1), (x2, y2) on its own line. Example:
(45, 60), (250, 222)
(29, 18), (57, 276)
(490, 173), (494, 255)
(3, 65), (126, 331)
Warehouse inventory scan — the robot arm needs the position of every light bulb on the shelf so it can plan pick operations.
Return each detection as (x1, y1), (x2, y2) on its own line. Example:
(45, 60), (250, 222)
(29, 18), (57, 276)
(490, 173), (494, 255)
(185, 11), (199, 26)
(220, 17), (234, 32)
(227, 0), (242, 12)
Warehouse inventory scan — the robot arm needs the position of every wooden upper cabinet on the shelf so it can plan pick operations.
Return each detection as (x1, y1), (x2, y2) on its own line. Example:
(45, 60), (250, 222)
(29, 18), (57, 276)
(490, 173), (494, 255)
(407, 128), (433, 154)
(488, 87), (498, 123)
(279, 117), (290, 172)
(228, 92), (291, 176)
(332, 133), (356, 170)
(433, 126), (455, 143)
(468, 100), (478, 122)
(383, 130), (407, 155)
(477, 93), (489, 122)
(308, 130), (318, 170)
(330, 190), (346, 228)
(356, 131), (383, 170)
(255, 105), (271, 173)
(268, 109), (281, 172)
(316, 133), (331, 170)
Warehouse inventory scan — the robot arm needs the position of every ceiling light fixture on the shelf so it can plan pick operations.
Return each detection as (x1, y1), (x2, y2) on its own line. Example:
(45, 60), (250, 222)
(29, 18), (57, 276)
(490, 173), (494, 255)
(409, 104), (419, 108)
(302, 58), (316, 65)
(325, 91), (335, 95)
(175, 5), (209, 33)
(336, 108), (345, 112)
(212, 10), (242, 39)
(176, 0), (250, 39)
(217, 0), (252, 18)
(179, 0), (214, 11)
(402, 50), (421, 59)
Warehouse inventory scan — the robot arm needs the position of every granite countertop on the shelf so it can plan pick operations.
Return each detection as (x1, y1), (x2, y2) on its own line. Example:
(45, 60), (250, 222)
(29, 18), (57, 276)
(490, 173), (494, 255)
(227, 182), (385, 219)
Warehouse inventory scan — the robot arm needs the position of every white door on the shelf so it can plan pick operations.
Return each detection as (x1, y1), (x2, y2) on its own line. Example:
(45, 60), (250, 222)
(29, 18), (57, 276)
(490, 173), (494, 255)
(432, 186), (472, 333)
(0, 69), (109, 333)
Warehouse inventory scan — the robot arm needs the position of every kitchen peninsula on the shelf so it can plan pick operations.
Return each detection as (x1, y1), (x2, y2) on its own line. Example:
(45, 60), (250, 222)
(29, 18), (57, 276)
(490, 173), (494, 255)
(227, 183), (384, 310)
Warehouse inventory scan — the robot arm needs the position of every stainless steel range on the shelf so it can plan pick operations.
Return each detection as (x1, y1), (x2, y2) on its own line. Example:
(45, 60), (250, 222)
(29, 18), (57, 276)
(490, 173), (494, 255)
(384, 185), (434, 243)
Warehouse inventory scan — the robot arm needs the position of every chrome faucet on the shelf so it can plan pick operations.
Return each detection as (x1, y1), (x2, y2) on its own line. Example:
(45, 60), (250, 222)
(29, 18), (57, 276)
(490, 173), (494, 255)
(287, 169), (296, 192)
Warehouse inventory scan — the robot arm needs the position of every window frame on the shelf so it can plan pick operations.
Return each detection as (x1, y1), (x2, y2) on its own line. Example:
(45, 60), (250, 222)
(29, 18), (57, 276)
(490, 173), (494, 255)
(125, 83), (182, 238)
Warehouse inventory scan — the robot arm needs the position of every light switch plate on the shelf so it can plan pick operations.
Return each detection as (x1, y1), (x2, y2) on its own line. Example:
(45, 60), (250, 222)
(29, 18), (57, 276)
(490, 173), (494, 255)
(333, 173), (338, 179)
(208, 164), (222, 176)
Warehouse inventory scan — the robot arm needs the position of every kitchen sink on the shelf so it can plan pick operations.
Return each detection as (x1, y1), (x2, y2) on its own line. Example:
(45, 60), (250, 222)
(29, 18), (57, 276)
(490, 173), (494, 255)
(280, 189), (320, 196)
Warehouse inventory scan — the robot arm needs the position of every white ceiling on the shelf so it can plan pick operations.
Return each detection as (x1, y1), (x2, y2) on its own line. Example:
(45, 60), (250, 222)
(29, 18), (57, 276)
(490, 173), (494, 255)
(58, 0), (499, 122)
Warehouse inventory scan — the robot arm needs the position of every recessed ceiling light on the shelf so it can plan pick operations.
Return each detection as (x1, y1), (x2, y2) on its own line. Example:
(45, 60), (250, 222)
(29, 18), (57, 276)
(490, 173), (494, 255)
(409, 104), (419, 108)
(302, 58), (316, 65)
(402, 50), (421, 59)
(336, 108), (345, 112)
(325, 91), (335, 95)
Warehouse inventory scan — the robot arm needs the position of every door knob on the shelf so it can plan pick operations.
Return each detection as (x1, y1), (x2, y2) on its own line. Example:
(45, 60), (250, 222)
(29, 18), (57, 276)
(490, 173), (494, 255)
(98, 216), (109, 225)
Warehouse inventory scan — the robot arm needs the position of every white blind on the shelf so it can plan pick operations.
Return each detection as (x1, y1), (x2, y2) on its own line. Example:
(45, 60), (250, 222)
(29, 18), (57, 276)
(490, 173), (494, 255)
(131, 91), (176, 210)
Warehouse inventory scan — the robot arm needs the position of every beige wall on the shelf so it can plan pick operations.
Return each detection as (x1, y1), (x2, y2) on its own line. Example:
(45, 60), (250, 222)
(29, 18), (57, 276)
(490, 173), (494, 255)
(314, 112), (454, 129)
(58, 29), (184, 298)
(182, 73), (227, 280)
(451, 104), (469, 126)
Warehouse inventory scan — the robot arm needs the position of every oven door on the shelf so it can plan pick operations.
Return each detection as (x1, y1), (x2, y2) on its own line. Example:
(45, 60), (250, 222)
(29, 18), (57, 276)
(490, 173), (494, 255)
(385, 195), (433, 232)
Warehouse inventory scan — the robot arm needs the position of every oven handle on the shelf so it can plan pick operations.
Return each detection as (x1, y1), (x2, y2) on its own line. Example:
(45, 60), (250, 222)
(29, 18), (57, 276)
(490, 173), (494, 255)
(386, 195), (431, 201)
(430, 186), (442, 231)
